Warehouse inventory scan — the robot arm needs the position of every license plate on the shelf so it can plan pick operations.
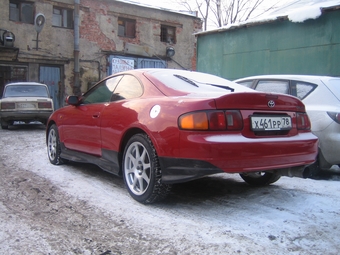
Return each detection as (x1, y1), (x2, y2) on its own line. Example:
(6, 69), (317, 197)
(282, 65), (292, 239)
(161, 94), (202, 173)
(17, 103), (36, 109)
(251, 116), (292, 131)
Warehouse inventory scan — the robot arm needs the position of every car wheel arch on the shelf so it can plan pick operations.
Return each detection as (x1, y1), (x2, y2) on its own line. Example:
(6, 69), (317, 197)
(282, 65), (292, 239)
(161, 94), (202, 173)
(46, 120), (57, 144)
(118, 128), (160, 174)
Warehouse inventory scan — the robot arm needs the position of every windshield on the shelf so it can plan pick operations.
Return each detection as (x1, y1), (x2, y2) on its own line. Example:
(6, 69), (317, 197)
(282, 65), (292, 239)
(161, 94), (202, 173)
(148, 69), (252, 96)
(3, 85), (49, 98)
(325, 78), (340, 101)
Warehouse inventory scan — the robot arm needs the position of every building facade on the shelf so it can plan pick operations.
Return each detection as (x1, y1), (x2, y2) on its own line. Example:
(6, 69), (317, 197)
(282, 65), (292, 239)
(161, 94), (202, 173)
(0, 0), (202, 109)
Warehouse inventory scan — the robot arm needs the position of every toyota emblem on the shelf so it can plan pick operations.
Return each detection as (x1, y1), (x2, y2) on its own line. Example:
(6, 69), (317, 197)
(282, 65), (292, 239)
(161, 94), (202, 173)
(268, 100), (275, 108)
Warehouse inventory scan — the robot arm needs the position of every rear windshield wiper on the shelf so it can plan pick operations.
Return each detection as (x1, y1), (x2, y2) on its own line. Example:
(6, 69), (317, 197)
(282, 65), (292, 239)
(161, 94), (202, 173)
(173, 74), (234, 92)
(174, 74), (198, 87)
(205, 83), (235, 92)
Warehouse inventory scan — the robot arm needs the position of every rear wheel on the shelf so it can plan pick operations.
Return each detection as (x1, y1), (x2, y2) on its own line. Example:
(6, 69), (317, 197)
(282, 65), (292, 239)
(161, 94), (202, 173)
(122, 133), (171, 204)
(240, 172), (281, 186)
(47, 124), (65, 165)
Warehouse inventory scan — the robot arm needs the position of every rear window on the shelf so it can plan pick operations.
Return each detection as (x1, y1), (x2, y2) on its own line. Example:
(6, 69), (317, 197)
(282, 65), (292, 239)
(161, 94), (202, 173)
(4, 85), (49, 98)
(325, 79), (340, 101)
(149, 70), (252, 96)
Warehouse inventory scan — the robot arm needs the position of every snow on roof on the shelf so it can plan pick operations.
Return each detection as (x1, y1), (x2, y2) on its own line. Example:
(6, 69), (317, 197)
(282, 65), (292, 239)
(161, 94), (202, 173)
(195, 0), (340, 35)
(115, 0), (198, 17)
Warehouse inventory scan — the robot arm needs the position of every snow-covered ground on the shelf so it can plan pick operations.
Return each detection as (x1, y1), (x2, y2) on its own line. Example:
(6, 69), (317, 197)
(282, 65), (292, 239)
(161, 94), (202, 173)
(0, 123), (340, 254)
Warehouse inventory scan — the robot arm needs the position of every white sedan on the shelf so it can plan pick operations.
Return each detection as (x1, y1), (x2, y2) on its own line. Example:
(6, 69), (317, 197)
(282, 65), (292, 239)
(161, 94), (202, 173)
(0, 82), (54, 129)
(235, 75), (340, 173)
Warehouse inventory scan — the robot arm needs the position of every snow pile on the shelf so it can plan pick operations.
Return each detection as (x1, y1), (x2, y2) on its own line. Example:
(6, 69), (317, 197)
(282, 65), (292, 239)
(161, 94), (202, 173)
(287, 4), (322, 22)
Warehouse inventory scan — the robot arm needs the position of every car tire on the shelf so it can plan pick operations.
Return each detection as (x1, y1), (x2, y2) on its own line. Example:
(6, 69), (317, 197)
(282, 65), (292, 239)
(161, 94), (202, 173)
(239, 172), (281, 186)
(122, 133), (171, 204)
(47, 124), (65, 165)
(1, 119), (9, 129)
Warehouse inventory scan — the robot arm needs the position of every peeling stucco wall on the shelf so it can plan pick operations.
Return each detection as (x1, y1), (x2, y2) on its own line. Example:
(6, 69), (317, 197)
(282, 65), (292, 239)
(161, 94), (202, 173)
(0, 0), (202, 99)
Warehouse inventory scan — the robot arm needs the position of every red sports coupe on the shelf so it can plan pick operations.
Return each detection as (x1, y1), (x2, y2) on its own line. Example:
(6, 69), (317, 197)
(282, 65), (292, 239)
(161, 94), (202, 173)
(46, 69), (318, 203)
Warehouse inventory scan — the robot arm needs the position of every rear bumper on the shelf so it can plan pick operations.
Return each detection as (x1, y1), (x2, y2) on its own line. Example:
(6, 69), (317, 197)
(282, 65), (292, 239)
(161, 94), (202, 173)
(314, 123), (340, 167)
(0, 111), (52, 122)
(159, 132), (318, 184)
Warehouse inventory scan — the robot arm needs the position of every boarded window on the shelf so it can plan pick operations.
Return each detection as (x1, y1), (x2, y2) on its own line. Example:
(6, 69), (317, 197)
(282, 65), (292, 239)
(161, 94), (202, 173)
(160, 25), (176, 44)
(52, 7), (73, 28)
(118, 18), (136, 38)
(9, 1), (34, 24)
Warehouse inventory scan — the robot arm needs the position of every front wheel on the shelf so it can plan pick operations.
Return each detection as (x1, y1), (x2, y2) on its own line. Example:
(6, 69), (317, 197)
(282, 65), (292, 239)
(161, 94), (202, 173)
(240, 172), (281, 186)
(47, 124), (65, 165)
(122, 133), (171, 204)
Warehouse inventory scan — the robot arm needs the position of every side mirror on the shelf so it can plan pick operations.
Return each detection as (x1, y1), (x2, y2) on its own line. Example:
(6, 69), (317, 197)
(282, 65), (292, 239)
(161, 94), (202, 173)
(66, 95), (80, 106)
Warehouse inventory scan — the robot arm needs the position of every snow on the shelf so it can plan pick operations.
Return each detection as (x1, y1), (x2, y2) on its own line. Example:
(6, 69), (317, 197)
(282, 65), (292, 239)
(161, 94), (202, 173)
(116, 0), (197, 17)
(1, 125), (340, 254)
(288, 5), (322, 22)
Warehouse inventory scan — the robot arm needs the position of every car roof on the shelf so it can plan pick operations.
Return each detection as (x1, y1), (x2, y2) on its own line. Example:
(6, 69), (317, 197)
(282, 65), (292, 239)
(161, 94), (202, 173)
(5, 82), (48, 87)
(234, 74), (340, 84)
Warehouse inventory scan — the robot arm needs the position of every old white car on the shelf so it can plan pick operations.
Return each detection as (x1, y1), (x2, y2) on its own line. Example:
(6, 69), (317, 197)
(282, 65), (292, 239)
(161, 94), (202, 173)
(0, 82), (54, 129)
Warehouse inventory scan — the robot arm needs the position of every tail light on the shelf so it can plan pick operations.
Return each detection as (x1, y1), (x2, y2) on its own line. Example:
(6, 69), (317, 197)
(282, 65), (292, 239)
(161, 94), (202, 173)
(38, 102), (52, 109)
(327, 112), (340, 124)
(225, 110), (243, 130)
(179, 110), (243, 131)
(296, 112), (311, 130)
(1, 102), (15, 109)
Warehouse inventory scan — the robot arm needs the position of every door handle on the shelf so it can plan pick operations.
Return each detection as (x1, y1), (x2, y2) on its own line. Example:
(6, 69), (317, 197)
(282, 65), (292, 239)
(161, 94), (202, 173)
(92, 113), (100, 118)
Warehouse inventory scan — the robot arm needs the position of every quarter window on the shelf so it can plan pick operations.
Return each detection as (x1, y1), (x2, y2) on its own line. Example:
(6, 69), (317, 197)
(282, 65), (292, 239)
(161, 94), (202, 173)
(161, 25), (176, 44)
(295, 82), (316, 100)
(9, 0), (34, 24)
(118, 18), (136, 38)
(52, 7), (73, 28)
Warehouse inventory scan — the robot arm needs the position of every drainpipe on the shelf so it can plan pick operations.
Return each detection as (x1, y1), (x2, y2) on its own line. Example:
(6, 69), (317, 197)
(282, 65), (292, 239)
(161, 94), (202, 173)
(74, 0), (81, 96)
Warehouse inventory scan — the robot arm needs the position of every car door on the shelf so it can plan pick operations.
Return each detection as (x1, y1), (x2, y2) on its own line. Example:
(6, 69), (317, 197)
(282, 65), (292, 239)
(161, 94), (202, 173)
(62, 76), (122, 156)
(100, 74), (143, 152)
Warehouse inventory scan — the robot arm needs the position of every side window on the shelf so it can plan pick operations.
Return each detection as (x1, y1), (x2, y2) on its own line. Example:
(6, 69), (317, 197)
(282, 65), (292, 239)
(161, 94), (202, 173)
(255, 80), (289, 95)
(295, 81), (316, 100)
(52, 7), (73, 28)
(9, 0), (34, 24)
(111, 75), (143, 101)
(83, 76), (122, 104)
(236, 80), (254, 88)
(118, 18), (136, 38)
(160, 25), (176, 44)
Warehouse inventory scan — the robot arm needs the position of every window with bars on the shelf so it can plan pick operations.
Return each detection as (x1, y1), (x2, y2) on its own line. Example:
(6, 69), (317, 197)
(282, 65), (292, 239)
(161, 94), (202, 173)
(160, 25), (176, 44)
(52, 7), (73, 28)
(9, 0), (34, 24)
(118, 18), (136, 38)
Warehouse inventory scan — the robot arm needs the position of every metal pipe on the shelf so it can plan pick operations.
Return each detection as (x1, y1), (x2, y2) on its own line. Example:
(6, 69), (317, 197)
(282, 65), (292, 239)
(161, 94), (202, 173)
(74, 0), (80, 96)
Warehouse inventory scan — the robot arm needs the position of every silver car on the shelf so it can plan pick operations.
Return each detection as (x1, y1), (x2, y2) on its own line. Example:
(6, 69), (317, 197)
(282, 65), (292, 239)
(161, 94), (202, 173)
(234, 75), (340, 173)
(0, 82), (54, 129)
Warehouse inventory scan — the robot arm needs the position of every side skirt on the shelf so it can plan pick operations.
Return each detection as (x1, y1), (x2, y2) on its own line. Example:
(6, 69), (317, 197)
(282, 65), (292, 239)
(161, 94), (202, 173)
(60, 143), (121, 176)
